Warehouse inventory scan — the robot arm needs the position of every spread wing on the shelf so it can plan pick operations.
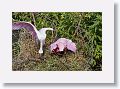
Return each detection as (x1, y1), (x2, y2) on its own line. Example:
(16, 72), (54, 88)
(67, 42), (76, 52)
(50, 38), (77, 53)
(12, 21), (38, 38)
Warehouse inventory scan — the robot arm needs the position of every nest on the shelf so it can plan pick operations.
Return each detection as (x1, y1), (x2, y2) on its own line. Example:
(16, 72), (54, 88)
(12, 29), (41, 70)
(12, 29), (91, 71)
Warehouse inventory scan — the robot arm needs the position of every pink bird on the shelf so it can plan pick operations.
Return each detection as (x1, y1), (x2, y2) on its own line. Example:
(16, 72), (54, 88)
(12, 21), (54, 54)
(50, 38), (77, 53)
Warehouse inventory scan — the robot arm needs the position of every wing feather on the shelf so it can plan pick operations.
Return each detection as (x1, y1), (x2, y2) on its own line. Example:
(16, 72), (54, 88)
(67, 42), (76, 52)
(12, 21), (37, 38)
(12, 21), (39, 46)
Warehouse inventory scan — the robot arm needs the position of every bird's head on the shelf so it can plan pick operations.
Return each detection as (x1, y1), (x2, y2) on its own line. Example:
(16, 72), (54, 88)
(45, 28), (54, 31)
(38, 28), (55, 36)
(39, 28), (54, 32)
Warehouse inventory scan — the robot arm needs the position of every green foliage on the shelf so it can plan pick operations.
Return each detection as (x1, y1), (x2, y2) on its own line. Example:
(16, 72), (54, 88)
(79, 13), (102, 70)
(12, 12), (102, 71)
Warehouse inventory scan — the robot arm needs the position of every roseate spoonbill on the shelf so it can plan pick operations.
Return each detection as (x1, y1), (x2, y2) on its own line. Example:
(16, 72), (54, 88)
(12, 21), (54, 54)
(50, 38), (77, 53)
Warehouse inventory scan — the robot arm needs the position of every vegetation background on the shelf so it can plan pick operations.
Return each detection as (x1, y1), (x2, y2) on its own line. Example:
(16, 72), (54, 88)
(12, 12), (102, 71)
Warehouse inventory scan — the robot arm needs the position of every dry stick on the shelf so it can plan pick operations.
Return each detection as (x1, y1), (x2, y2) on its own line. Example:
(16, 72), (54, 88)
(31, 12), (36, 27)
(74, 20), (81, 36)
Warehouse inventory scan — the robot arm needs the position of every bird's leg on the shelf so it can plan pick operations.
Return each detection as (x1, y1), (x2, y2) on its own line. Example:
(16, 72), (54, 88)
(39, 39), (46, 53)
(39, 39), (46, 60)
(39, 40), (43, 54)
(42, 39), (45, 45)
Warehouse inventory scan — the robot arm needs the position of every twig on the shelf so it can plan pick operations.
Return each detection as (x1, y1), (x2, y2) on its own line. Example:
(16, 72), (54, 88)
(74, 20), (81, 36)
(31, 12), (36, 27)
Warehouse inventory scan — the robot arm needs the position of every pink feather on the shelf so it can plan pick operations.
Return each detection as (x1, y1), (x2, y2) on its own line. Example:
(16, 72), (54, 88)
(50, 38), (76, 53)
(67, 42), (76, 52)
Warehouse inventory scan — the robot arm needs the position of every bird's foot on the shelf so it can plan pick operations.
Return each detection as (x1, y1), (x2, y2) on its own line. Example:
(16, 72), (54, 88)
(39, 50), (43, 54)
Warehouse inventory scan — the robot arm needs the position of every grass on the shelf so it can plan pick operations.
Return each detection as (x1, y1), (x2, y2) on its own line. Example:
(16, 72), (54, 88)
(12, 12), (102, 71)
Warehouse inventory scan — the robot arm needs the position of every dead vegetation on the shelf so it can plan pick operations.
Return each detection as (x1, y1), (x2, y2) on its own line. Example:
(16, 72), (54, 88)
(12, 29), (90, 71)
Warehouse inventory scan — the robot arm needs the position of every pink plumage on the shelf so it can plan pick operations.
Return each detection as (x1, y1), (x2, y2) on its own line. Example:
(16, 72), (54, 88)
(67, 42), (76, 52)
(50, 38), (77, 53)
